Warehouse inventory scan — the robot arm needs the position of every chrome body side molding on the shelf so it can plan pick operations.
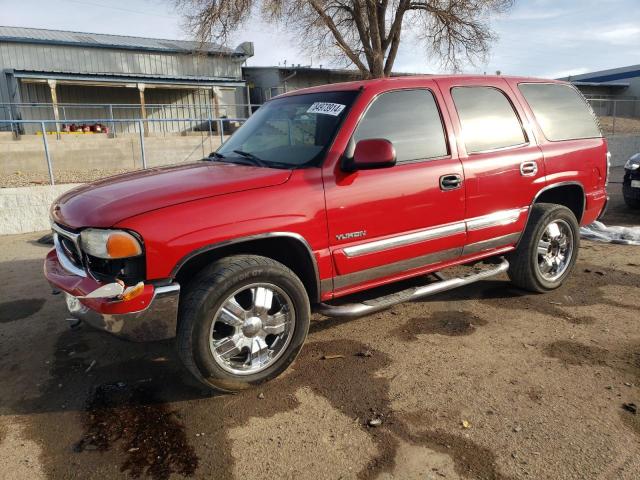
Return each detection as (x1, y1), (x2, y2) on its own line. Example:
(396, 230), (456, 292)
(465, 208), (527, 231)
(339, 207), (527, 259)
(343, 223), (465, 258)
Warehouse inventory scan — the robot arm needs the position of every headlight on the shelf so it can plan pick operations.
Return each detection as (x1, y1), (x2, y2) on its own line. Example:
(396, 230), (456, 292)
(80, 229), (142, 259)
(625, 153), (640, 171)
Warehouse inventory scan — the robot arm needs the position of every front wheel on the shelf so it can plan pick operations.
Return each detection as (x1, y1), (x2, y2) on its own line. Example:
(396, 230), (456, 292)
(177, 255), (310, 392)
(507, 203), (580, 292)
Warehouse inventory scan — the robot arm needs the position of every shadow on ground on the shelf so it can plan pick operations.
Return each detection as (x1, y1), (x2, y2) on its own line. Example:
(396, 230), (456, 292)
(0, 186), (637, 479)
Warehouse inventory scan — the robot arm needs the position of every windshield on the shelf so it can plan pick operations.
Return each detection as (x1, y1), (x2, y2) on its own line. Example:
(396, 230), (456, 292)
(216, 91), (357, 168)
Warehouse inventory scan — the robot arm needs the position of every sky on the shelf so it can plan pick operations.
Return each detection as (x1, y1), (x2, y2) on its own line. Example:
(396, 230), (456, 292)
(1, 0), (639, 78)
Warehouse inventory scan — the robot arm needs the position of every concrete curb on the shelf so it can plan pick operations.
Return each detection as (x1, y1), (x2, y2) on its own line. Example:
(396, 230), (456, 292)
(0, 184), (81, 235)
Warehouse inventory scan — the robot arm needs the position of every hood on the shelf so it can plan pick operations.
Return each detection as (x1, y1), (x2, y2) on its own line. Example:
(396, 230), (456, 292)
(51, 162), (292, 229)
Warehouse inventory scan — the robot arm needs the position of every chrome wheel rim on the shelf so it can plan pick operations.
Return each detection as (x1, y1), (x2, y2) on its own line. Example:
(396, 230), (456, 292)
(209, 283), (295, 375)
(536, 219), (574, 282)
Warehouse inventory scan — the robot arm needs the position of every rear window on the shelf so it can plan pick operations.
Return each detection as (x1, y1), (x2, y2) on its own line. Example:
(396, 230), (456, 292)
(451, 86), (527, 153)
(518, 83), (602, 141)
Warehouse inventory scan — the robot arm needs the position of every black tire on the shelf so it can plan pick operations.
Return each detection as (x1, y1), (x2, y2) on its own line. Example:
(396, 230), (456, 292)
(177, 255), (310, 392)
(623, 195), (640, 209)
(507, 203), (580, 293)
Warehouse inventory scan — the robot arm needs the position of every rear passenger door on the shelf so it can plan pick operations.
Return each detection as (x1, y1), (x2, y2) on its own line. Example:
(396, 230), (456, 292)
(436, 77), (545, 254)
(323, 86), (466, 295)
(512, 82), (608, 224)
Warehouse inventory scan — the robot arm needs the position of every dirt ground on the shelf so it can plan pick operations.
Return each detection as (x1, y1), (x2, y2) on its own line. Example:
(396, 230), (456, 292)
(0, 171), (639, 480)
(598, 116), (640, 136)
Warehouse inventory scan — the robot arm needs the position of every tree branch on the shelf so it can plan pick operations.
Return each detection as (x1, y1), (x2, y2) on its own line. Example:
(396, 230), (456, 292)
(307, 0), (371, 75)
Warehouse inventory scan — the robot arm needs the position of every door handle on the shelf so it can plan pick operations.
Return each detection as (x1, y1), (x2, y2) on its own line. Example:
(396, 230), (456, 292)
(440, 174), (463, 191)
(520, 161), (538, 177)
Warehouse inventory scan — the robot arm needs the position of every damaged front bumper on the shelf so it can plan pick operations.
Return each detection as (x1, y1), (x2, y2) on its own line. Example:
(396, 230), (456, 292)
(44, 248), (180, 342)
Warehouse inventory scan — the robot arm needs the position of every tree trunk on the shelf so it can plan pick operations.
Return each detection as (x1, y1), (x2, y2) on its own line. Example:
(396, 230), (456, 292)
(369, 53), (385, 78)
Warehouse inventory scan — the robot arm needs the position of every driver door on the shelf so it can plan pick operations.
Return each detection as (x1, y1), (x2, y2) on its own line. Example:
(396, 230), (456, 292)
(322, 85), (466, 295)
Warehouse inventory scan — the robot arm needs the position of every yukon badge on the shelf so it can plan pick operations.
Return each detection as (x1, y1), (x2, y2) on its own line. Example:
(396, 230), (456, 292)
(336, 230), (367, 241)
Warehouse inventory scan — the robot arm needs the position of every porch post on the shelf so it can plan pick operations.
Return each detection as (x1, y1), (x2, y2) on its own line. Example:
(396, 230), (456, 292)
(137, 83), (148, 136)
(212, 87), (220, 118)
(47, 79), (60, 139)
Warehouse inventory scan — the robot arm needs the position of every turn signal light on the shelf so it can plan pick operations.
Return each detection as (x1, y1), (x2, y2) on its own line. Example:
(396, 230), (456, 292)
(121, 282), (145, 302)
(107, 232), (142, 259)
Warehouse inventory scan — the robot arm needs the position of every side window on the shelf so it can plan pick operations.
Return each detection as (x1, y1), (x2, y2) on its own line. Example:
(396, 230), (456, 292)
(518, 83), (602, 141)
(451, 86), (527, 154)
(353, 89), (448, 163)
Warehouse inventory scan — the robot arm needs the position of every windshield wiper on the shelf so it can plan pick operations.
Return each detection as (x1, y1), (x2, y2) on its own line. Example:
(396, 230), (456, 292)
(231, 150), (295, 169)
(209, 150), (292, 169)
(232, 150), (267, 167)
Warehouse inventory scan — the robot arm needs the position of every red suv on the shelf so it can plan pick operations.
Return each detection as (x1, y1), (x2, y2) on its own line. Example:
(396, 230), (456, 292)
(45, 75), (609, 391)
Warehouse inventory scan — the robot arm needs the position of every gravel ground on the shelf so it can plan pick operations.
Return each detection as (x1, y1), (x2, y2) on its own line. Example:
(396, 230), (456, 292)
(0, 176), (638, 480)
(1, 169), (134, 188)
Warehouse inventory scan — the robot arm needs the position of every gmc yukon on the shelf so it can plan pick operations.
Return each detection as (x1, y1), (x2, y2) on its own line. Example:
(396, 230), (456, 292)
(44, 76), (609, 391)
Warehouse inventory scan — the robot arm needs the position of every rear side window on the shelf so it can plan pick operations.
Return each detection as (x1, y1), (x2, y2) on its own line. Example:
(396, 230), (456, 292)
(518, 83), (602, 141)
(353, 89), (448, 162)
(451, 86), (527, 153)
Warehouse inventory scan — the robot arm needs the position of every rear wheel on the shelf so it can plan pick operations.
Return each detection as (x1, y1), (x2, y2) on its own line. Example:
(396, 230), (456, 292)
(508, 203), (580, 292)
(177, 255), (310, 392)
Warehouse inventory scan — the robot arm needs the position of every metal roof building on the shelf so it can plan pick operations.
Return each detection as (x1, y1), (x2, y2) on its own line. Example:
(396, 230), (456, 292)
(561, 64), (640, 99)
(561, 64), (640, 122)
(0, 26), (254, 132)
(243, 65), (417, 107)
(244, 66), (363, 105)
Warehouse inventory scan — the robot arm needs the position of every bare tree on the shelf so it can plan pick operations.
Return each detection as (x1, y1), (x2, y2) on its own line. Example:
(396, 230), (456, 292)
(175, 0), (514, 78)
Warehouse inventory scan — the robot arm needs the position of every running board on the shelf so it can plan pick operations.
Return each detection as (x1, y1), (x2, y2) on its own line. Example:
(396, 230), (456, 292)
(315, 257), (509, 318)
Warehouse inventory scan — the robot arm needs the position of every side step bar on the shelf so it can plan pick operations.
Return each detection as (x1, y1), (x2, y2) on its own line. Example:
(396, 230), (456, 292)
(315, 257), (509, 318)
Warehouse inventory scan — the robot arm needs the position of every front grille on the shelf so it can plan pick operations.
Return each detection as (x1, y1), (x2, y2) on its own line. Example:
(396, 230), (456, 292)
(52, 223), (87, 277)
(58, 234), (83, 268)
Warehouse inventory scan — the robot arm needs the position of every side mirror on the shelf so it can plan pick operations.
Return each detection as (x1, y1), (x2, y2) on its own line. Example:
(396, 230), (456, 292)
(342, 139), (396, 172)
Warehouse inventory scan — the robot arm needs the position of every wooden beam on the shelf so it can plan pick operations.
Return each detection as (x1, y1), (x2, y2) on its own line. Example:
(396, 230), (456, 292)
(137, 83), (148, 136)
(47, 79), (60, 138)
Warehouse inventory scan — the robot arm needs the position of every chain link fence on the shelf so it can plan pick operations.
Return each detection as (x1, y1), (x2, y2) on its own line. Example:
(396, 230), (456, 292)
(0, 117), (247, 187)
(587, 98), (640, 136)
(0, 102), (254, 136)
(2, 98), (640, 188)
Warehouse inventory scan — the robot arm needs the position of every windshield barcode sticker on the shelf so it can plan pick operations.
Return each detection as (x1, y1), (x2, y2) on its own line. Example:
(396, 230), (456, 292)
(307, 102), (346, 116)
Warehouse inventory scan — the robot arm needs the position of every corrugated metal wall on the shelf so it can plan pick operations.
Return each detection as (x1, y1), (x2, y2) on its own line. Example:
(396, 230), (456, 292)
(0, 40), (247, 131)
(0, 42), (242, 81)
